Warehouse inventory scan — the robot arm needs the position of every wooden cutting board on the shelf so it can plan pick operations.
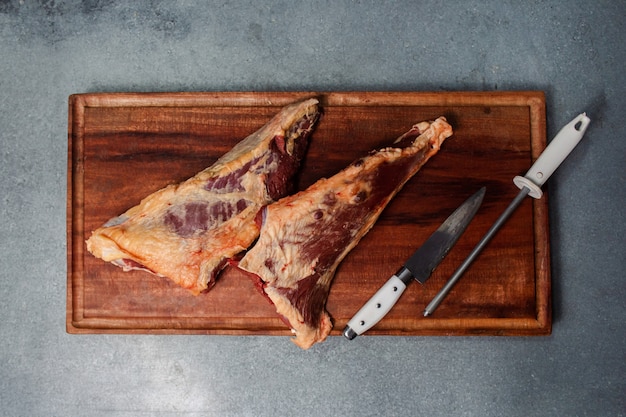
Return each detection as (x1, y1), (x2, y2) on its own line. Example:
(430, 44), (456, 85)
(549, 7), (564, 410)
(67, 91), (550, 337)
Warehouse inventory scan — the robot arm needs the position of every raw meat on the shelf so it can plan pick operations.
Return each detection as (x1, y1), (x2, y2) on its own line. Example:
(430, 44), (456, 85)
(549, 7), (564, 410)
(236, 117), (453, 349)
(86, 98), (320, 294)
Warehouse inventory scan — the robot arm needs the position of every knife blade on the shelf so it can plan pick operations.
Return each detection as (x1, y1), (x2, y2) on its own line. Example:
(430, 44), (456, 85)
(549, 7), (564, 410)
(343, 187), (485, 340)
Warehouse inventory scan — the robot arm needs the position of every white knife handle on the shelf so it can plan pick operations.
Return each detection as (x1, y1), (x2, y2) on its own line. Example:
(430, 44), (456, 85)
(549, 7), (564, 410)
(343, 275), (407, 339)
(513, 112), (591, 199)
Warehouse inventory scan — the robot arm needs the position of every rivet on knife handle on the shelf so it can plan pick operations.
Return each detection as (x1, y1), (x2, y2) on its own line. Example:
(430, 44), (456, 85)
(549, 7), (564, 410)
(423, 113), (591, 317)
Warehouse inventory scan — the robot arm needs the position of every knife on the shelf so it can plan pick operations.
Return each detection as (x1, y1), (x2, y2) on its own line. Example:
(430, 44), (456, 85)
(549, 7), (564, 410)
(343, 187), (485, 340)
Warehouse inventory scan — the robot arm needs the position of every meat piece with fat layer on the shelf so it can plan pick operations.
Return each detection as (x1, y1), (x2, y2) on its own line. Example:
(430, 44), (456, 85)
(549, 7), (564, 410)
(86, 98), (320, 294)
(236, 117), (453, 349)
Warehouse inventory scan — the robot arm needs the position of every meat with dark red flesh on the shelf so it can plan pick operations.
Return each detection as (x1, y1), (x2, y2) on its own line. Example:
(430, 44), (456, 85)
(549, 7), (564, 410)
(236, 117), (453, 349)
(86, 98), (320, 294)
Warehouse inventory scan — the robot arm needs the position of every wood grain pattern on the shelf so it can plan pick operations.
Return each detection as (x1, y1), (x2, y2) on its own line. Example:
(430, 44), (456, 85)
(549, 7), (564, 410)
(67, 91), (550, 337)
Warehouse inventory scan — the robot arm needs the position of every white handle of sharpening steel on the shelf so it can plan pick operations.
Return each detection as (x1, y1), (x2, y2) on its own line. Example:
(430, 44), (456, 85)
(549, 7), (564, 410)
(513, 113), (591, 199)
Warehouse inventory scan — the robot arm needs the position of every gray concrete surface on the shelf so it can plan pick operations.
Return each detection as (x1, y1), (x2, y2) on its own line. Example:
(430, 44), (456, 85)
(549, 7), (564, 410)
(1, 1), (624, 416)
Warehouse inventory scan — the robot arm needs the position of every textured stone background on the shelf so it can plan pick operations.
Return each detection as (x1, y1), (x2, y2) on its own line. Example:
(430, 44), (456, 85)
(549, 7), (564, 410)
(1, 1), (624, 416)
